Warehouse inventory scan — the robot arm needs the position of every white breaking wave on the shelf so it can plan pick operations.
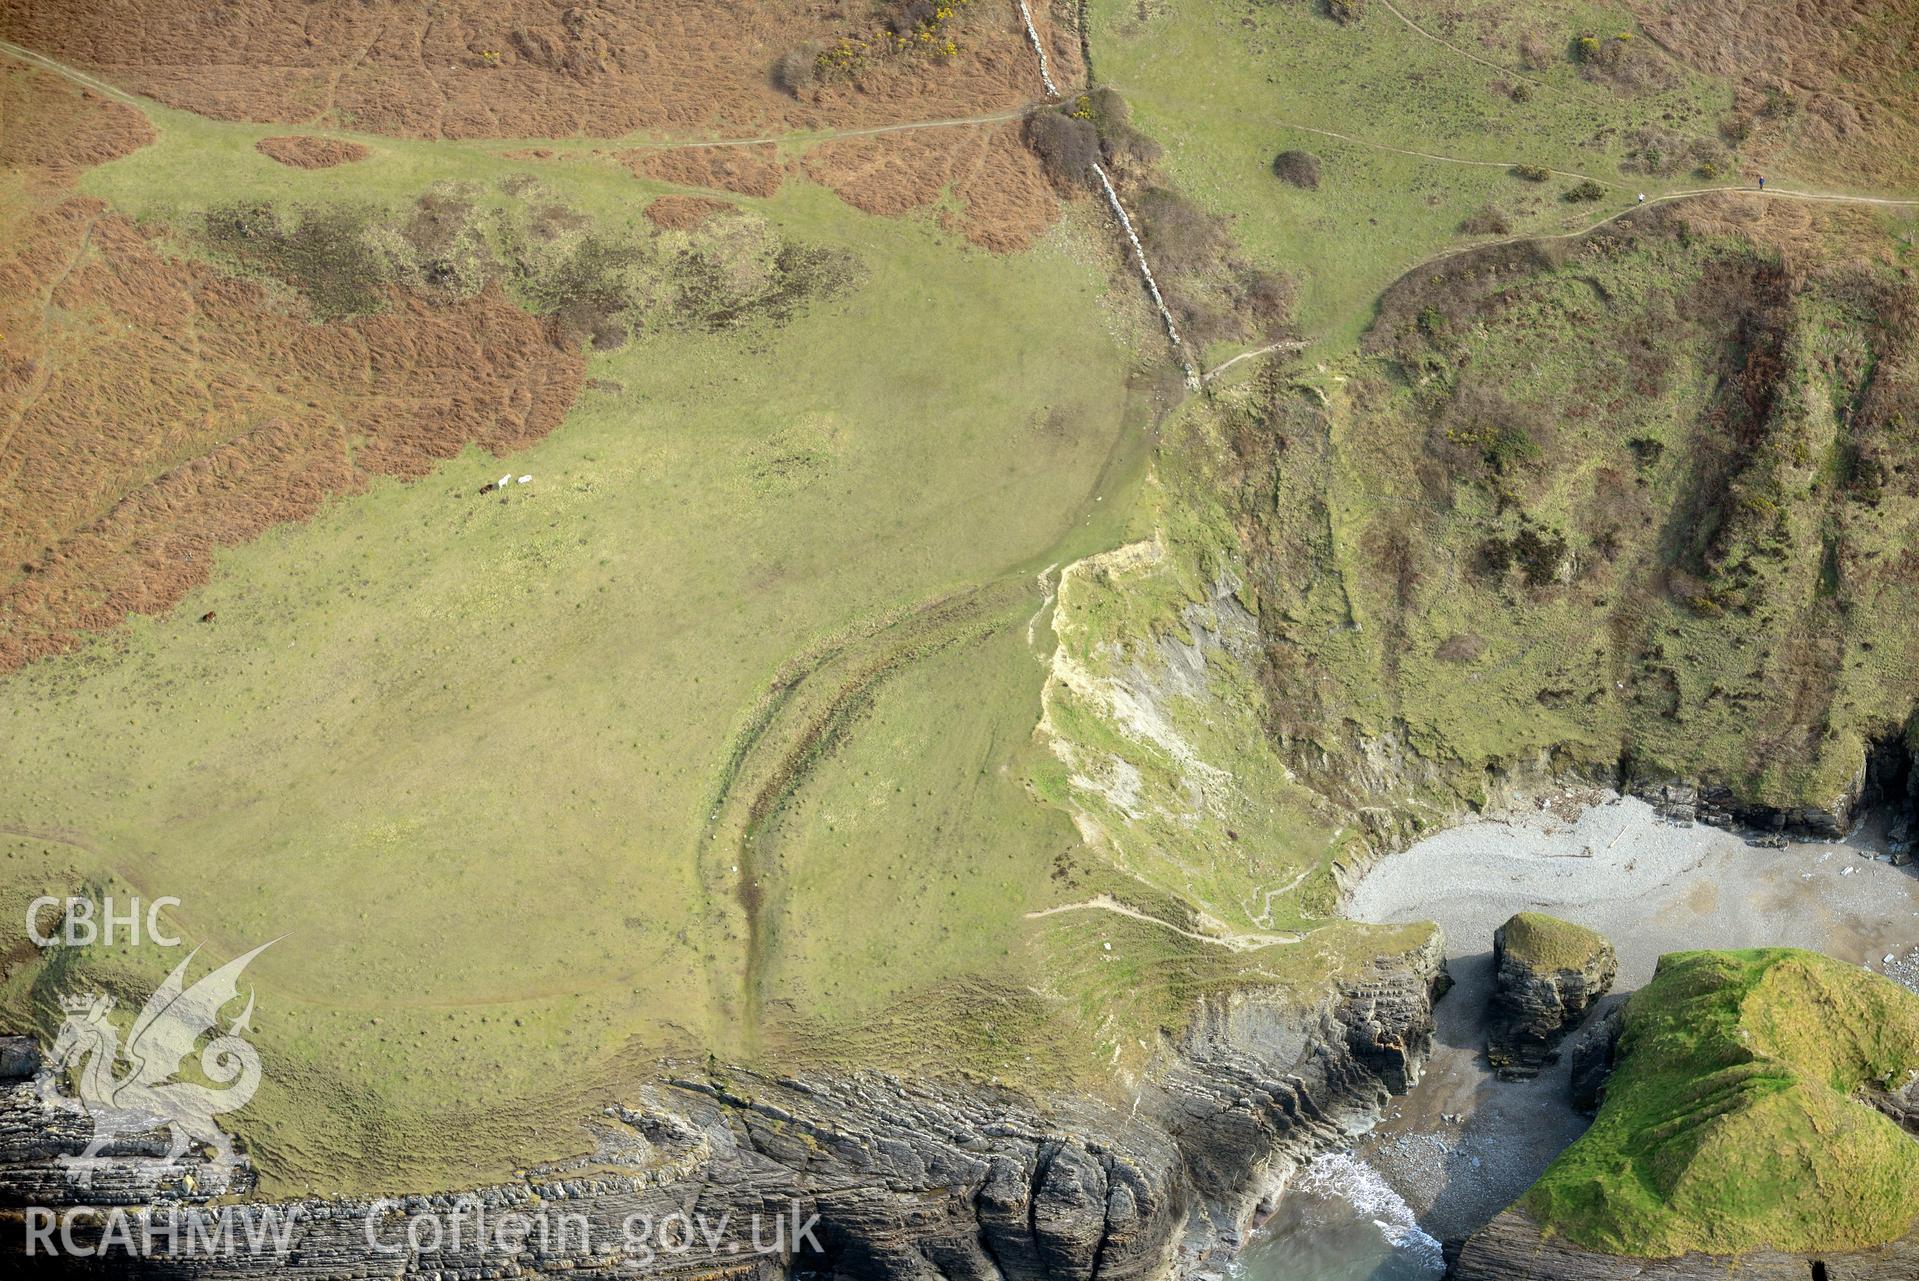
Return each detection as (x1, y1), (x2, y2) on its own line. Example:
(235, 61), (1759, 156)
(1293, 1154), (1446, 1274)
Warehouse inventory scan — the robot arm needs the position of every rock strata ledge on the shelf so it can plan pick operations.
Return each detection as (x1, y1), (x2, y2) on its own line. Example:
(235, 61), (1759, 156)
(1454, 1208), (1919, 1280)
(1, 935), (1447, 1279)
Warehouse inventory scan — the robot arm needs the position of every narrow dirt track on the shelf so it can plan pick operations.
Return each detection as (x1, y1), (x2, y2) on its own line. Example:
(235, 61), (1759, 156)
(1375, 0), (1542, 89)
(611, 107), (1033, 154)
(1025, 895), (1302, 950)
(0, 36), (135, 103)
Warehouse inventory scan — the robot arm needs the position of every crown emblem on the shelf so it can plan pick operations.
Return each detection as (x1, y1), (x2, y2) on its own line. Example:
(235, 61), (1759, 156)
(59, 992), (109, 1014)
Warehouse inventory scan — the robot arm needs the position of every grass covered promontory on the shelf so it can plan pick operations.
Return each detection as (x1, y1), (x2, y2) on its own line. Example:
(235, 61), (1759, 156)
(1497, 912), (1610, 972)
(1524, 948), (1919, 1256)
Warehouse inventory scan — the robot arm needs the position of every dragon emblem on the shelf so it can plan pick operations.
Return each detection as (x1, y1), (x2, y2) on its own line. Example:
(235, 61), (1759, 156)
(43, 940), (276, 1188)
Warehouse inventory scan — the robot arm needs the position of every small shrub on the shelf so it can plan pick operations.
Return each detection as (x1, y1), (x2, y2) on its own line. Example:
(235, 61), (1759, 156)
(772, 45), (820, 96)
(1563, 178), (1607, 203)
(1510, 81), (1534, 103)
(1323, 0), (1366, 23)
(1134, 187), (1227, 274)
(1022, 109), (1100, 189)
(1475, 536), (1515, 581)
(1697, 159), (1721, 181)
(1076, 87), (1160, 168)
(1239, 268), (1295, 337)
(1513, 526), (1570, 587)
(1271, 149), (1321, 190)
(1516, 26), (1555, 71)
(1512, 163), (1550, 182)
(1077, 86), (1130, 132)
(1484, 422), (1541, 474)
(883, 0), (938, 37)
(1627, 436), (1665, 467)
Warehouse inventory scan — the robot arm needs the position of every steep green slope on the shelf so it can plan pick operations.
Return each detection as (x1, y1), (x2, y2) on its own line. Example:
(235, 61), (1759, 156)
(1182, 201), (1919, 842)
(1526, 948), (1919, 1255)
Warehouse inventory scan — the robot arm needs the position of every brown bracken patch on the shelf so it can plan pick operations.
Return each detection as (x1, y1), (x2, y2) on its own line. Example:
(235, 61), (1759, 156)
(802, 122), (1058, 253)
(0, 0), (1064, 142)
(1631, 0), (1919, 187)
(644, 194), (736, 230)
(628, 144), (789, 198)
(255, 134), (369, 168)
(1663, 192), (1889, 265)
(0, 63), (585, 672)
(0, 57), (153, 176)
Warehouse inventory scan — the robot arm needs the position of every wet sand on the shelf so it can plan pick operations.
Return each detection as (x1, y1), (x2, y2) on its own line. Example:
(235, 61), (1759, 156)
(1342, 790), (1919, 1243)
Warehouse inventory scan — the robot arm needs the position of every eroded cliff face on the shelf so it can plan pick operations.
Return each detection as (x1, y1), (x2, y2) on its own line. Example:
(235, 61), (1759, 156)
(1, 934), (1446, 1279)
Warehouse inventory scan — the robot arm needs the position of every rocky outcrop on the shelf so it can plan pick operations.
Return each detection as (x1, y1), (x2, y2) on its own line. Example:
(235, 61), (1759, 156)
(1460, 949), (1919, 1280)
(1632, 723), (1917, 861)
(1566, 1006), (1624, 1114)
(0, 936), (1447, 1278)
(1860, 1069), (1919, 1137)
(1453, 1208), (1919, 1280)
(1486, 913), (1615, 1080)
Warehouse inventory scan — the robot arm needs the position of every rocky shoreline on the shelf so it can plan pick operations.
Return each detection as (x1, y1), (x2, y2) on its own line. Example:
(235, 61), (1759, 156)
(1, 936), (1448, 1279)
(6, 766), (1912, 1281)
(1453, 1208), (1919, 1281)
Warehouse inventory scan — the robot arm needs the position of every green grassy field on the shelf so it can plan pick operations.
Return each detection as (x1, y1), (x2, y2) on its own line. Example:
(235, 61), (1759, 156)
(0, 88), (1176, 1190)
(1088, 0), (1741, 349)
(1526, 949), (1919, 1254)
(2, 41), (1433, 1194)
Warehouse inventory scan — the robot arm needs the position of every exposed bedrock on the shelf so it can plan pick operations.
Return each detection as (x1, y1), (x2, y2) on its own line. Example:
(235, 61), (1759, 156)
(0, 936), (1448, 1279)
(1566, 1006), (1624, 1115)
(1631, 716), (1918, 862)
(1453, 1208), (1919, 1281)
(1485, 914), (1616, 1081)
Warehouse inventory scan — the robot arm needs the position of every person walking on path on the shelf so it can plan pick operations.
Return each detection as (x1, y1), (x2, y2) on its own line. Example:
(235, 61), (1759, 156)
(1757, 174), (1766, 191)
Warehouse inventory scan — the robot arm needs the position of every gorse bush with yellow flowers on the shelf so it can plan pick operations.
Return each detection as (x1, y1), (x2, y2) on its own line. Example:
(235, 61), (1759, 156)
(808, 0), (973, 85)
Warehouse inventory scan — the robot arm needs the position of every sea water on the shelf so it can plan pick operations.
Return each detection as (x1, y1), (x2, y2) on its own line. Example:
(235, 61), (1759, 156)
(1229, 1155), (1444, 1281)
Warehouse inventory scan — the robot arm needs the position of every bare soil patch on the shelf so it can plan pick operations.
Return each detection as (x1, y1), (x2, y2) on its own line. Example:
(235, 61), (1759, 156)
(0, 0), (1057, 142)
(802, 122), (1058, 252)
(254, 134), (368, 168)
